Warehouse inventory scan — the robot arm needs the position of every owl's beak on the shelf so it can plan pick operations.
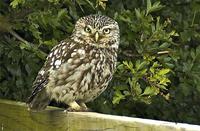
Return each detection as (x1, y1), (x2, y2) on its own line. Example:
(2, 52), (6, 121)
(94, 32), (99, 42)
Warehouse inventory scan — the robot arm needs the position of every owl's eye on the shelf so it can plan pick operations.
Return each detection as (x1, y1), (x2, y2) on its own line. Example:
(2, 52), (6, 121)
(84, 26), (92, 33)
(103, 28), (110, 34)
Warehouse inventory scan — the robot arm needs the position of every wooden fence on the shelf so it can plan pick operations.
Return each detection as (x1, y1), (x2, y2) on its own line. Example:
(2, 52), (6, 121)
(0, 99), (200, 131)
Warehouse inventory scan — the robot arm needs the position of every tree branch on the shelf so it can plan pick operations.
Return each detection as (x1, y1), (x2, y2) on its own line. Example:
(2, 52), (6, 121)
(8, 29), (47, 60)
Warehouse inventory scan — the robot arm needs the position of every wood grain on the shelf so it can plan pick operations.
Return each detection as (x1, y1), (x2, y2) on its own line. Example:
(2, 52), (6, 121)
(0, 99), (200, 131)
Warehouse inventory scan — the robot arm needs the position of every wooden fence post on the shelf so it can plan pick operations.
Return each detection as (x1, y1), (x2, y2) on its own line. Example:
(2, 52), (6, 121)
(0, 99), (200, 131)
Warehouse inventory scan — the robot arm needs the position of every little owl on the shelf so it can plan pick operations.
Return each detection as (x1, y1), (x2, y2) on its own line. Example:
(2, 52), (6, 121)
(27, 14), (120, 111)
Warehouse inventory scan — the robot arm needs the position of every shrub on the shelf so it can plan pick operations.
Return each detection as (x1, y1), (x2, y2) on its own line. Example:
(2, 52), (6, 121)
(0, 0), (200, 124)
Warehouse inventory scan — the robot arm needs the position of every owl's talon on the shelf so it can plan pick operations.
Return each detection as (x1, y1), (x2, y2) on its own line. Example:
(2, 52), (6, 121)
(81, 107), (92, 112)
(79, 103), (92, 112)
(66, 107), (79, 112)
(66, 107), (92, 112)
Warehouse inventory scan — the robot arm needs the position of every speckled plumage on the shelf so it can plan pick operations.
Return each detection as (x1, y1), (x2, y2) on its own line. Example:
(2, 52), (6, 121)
(27, 14), (120, 111)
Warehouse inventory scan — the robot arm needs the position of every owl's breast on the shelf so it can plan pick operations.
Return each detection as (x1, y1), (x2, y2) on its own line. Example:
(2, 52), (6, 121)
(77, 47), (117, 102)
(46, 45), (117, 103)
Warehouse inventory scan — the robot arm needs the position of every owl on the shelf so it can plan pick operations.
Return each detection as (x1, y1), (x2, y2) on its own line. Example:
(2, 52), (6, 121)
(27, 14), (120, 111)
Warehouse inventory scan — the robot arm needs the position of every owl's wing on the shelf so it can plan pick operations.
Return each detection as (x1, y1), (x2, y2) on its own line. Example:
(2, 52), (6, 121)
(27, 68), (49, 106)
(27, 39), (74, 110)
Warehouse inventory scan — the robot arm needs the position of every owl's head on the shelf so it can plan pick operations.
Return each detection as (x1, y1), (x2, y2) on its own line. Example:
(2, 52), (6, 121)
(71, 14), (120, 49)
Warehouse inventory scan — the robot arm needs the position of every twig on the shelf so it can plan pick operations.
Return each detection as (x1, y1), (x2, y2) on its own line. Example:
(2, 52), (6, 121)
(8, 29), (47, 59)
(191, 10), (196, 27)
(157, 51), (170, 55)
(9, 29), (29, 45)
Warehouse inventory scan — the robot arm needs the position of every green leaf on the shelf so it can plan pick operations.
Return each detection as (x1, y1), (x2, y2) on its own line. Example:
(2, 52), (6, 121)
(136, 61), (148, 70)
(191, 50), (196, 60)
(146, 1), (164, 15)
(19, 43), (27, 50)
(48, 0), (60, 4)
(134, 82), (142, 95)
(159, 77), (170, 86)
(57, 9), (67, 20)
(123, 61), (135, 73)
(10, 0), (25, 8)
(147, 0), (152, 12)
(135, 9), (142, 19)
(112, 90), (125, 104)
(158, 69), (170, 75)
(142, 86), (159, 96)
(96, 0), (107, 9)
(159, 42), (170, 48)
(140, 69), (147, 76)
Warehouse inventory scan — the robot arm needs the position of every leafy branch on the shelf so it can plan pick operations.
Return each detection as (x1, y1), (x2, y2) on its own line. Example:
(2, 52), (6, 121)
(112, 0), (175, 104)
(0, 15), (47, 59)
(9, 29), (47, 59)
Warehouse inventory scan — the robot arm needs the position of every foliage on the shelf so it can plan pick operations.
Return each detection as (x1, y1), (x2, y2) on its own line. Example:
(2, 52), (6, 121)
(0, 0), (200, 124)
(112, 1), (176, 105)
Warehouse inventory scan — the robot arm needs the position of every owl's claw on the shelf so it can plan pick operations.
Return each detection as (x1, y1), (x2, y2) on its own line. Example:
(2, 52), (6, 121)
(65, 101), (90, 112)
(65, 106), (92, 112)
(82, 107), (92, 112)
(63, 108), (75, 113)
(66, 107), (78, 112)
(79, 102), (92, 112)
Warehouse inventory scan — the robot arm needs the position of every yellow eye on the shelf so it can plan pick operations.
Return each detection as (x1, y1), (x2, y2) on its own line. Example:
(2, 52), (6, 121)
(103, 28), (110, 34)
(84, 26), (91, 33)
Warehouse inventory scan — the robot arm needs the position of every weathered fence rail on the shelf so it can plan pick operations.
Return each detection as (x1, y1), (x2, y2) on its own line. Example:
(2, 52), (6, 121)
(0, 99), (200, 131)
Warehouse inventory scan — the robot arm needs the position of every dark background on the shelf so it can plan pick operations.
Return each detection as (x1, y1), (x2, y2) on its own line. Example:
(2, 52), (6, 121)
(0, 0), (200, 125)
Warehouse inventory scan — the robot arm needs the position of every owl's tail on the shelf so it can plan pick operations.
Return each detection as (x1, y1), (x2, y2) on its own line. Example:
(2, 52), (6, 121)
(27, 89), (50, 111)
